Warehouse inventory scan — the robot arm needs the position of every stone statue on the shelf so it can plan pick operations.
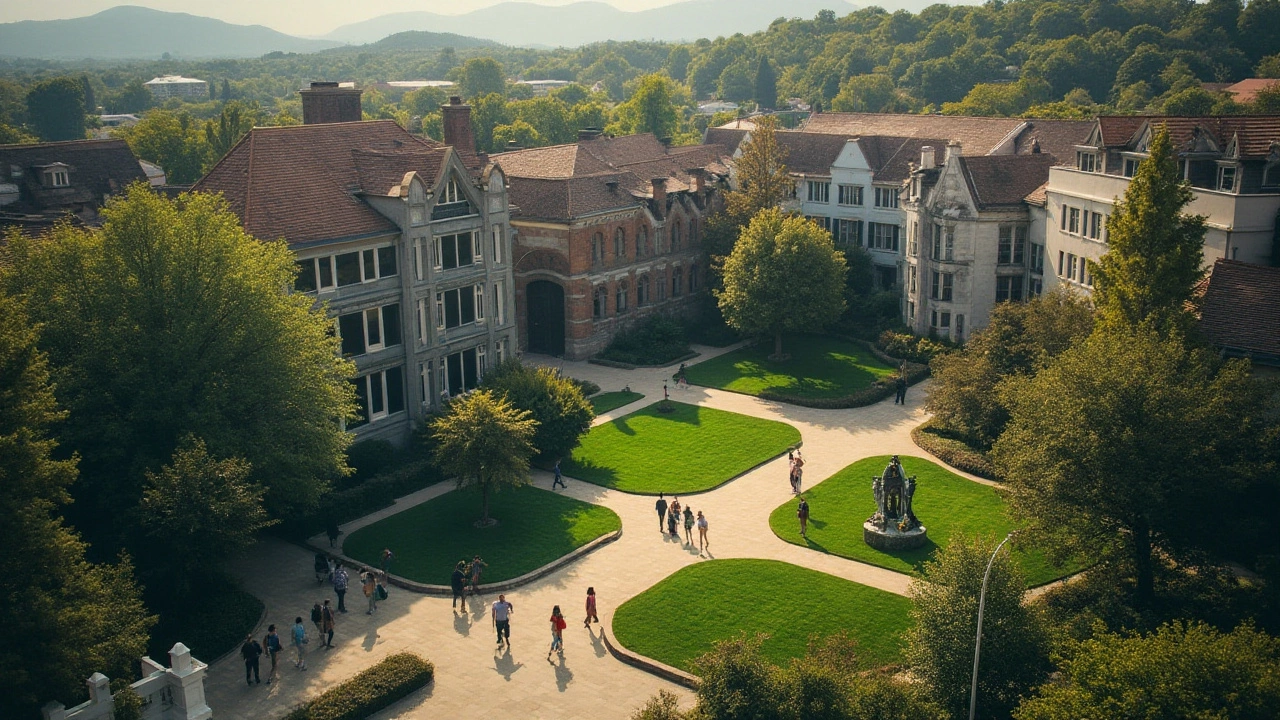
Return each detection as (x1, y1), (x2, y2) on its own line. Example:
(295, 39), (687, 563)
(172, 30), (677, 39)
(864, 455), (927, 549)
(902, 475), (917, 525)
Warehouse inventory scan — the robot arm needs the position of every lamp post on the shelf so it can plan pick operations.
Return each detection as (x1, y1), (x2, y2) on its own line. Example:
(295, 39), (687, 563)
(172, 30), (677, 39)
(969, 532), (1014, 720)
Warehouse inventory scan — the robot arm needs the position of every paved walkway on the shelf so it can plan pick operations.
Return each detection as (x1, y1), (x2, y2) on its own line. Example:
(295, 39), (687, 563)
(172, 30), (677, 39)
(205, 342), (974, 720)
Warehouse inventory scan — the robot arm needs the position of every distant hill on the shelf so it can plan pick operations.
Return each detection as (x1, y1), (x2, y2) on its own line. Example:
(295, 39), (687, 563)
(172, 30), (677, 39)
(0, 6), (343, 60)
(356, 30), (502, 52)
(324, 0), (858, 48)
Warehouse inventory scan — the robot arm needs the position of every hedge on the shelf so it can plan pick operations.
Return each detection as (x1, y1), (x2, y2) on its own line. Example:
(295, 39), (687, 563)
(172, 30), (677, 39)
(876, 329), (956, 365)
(276, 460), (442, 540)
(283, 653), (433, 720)
(595, 315), (692, 366)
(910, 419), (998, 480)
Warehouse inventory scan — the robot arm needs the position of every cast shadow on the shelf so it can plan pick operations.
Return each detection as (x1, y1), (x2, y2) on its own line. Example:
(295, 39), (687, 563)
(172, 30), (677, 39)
(552, 654), (573, 692)
(494, 647), (523, 681)
(453, 608), (471, 637)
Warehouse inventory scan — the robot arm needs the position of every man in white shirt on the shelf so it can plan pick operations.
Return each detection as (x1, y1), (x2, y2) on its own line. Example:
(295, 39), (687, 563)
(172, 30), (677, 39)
(492, 594), (514, 649)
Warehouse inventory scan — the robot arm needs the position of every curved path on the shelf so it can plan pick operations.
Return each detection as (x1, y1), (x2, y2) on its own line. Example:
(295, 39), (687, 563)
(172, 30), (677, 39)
(204, 342), (978, 720)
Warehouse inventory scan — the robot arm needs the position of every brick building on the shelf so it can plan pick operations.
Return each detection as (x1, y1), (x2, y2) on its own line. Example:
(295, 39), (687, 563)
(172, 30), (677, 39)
(493, 133), (732, 359)
(0, 138), (149, 232)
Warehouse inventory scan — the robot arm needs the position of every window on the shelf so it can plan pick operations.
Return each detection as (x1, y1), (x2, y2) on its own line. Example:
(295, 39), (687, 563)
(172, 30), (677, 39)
(493, 281), (505, 325)
(671, 222), (681, 252)
(637, 227), (649, 257)
(931, 224), (954, 261)
(997, 225), (1026, 265)
(1218, 165), (1237, 192)
(656, 271), (667, 301)
(437, 285), (481, 329)
(907, 300), (915, 322)
(441, 178), (461, 203)
(908, 222), (918, 256)
(838, 184), (863, 206)
(835, 218), (862, 247)
(1030, 243), (1044, 274)
(1067, 207), (1081, 235)
(593, 285), (607, 318)
(672, 267), (683, 297)
(491, 225), (504, 264)
(638, 275), (650, 305)
(1029, 277), (1043, 296)
(338, 304), (402, 357)
(688, 219), (697, 246)
(955, 314), (965, 341)
(689, 265), (699, 293)
(1082, 260), (1093, 287)
(874, 186), (899, 208)
(1067, 254), (1078, 281)
(431, 178), (473, 220)
(434, 232), (478, 270)
(869, 222), (900, 251)
(1057, 250), (1065, 276)
(444, 347), (483, 397)
(616, 281), (629, 313)
(807, 216), (832, 235)
(654, 228), (664, 254)
(496, 338), (507, 364)
(43, 167), (69, 187)
(908, 265), (917, 294)
(930, 271), (953, 301)
(294, 258), (329, 293)
(1076, 151), (1098, 173)
(413, 238), (427, 280)
(930, 310), (951, 332)
(996, 276), (1024, 303)
(416, 298), (429, 344)
(614, 228), (626, 261)
(1087, 212), (1105, 240)
(350, 366), (405, 427)
(591, 232), (604, 266)
(1123, 158), (1141, 177)
(331, 246), (397, 287)
(807, 181), (830, 203)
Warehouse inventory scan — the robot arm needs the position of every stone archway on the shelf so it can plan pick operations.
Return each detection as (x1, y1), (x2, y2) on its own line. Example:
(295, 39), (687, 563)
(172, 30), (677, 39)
(526, 279), (565, 357)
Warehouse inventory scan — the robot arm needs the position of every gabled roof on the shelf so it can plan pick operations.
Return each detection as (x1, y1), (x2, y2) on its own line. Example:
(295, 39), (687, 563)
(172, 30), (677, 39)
(801, 112), (1025, 155)
(1224, 78), (1280, 104)
(193, 120), (450, 244)
(1094, 115), (1280, 158)
(0, 138), (148, 221)
(703, 127), (748, 153)
(1010, 119), (1095, 161)
(1198, 259), (1280, 362)
(505, 174), (638, 223)
(863, 136), (952, 183)
(958, 154), (1059, 209)
(771, 132), (851, 175)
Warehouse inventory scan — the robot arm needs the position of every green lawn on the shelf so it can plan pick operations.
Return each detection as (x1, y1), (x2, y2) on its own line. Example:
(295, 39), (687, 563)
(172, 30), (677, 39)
(684, 335), (898, 399)
(769, 455), (1077, 586)
(344, 485), (620, 585)
(590, 391), (645, 414)
(613, 559), (912, 672)
(563, 401), (800, 494)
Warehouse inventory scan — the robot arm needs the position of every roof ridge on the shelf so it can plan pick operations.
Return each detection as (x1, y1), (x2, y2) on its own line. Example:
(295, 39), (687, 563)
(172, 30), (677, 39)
(243, 128), (257, 229)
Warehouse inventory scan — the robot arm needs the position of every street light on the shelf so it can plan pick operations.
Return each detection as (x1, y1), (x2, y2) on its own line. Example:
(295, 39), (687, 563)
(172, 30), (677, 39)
(969, 531), (1014, 720)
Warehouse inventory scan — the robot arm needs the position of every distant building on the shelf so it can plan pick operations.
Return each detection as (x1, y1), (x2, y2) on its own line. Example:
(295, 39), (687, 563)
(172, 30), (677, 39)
(697, 101), (739, 115)
(384, 80), (455, 90)
(515, 80), (570, 96)
(1222, 78), (1280, 105)
(138, 159), (167, 186)
(0, 138), (149, 232)
(144, 75), (209, 100)
(1197, 259), (1280, 368)
(92, 114), (140, 139)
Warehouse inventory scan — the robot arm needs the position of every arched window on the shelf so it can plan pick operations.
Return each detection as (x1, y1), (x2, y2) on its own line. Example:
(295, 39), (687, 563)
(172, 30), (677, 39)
(672, 267), (683, 297)
(616, 281), (629, 313)
(688, 219), (696, 245)
(670, 221), (682, 252)
(657, 271), (667, 301)
(593, 285), (607, 318)
(637, 226), (649, 258)
(614, 227), (626, 262)
(689, 264), (699, 293)
(591, 232), (604, 266)
(638, 274), (650, 305)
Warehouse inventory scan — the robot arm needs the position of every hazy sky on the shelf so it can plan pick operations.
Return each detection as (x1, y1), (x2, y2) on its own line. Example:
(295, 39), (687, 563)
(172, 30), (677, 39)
(0, 0), (703, 37)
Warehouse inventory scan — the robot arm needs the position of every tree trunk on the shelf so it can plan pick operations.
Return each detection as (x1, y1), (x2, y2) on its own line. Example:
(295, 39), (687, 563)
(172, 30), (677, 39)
(481, 484), (490, 523)
(768, 331), (787, 361)
(1132, 517), (1153, 608)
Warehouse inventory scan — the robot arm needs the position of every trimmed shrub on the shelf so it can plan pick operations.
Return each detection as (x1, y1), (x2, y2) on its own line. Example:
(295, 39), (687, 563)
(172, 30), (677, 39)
(283, 652), (433, 720)
(597, 315), (692, 366)
(911, 419), (998, 480)
(877, 330), (956, 365)
(344, 439), (398, 484)
(277, 461), (442, 540)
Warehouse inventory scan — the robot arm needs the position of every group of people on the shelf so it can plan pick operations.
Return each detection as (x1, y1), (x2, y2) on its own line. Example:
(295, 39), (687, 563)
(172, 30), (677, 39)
(788, 448), (805, 494)
(489, 586), (601, 664)
(449, 555), (490, 607)
(654, 493), (709, 553)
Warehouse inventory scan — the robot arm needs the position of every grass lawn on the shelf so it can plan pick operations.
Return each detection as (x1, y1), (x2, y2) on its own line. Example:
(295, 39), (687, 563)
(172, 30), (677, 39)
(344, 485), (620, 585)
(769, 455), (1078, 586)
(563, 401), (800, 494)
(684, 335), (898, 399)
(613, 559), (912, 672)
(590, 390), (645, 414)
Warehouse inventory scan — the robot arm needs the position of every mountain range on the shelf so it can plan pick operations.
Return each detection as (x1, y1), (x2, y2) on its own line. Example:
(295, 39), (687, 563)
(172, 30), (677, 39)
(324, 0), (857, 47)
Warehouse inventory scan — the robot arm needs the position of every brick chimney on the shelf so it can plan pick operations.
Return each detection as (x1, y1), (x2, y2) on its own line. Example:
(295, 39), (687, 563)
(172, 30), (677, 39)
(686, 168), (705, 193)
(442, 96), (477, 155)
(651, 177), (667, 213)
(920, 146), (935, 170)
(944, 141), (962, 164)
(578, 127), (603, 141)
(299, 82), (362, 125)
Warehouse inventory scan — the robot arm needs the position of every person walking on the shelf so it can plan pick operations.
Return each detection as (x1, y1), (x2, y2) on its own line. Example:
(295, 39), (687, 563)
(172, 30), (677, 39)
(547, 605), (567, 661)
(310, 602), (323, 637)
(362, 569), (378, 614)
(240, 634), (263, 685)
(493, 594), (514, 649)
(551, 459), (566, 490)
(263, 625), (282, 683)
(321, 600), (336, 648)
(667, 504), (679, 539)
(797, 496), (810, 537)
(380, 548), (394, 576)
(325, 517), (341, 548)
(894, 373), (907, 404)
(469, 555), (488, 594)
(291, 616), (308, 671)
(696, 511), (709, 554)
(332, 563), (349, 613)
(682, 506), (695, 545)
(791, 451), (805, 494)
(655, 493), (668, 533)
(583, 587), (599, 627)
(451, 561), (467, 609)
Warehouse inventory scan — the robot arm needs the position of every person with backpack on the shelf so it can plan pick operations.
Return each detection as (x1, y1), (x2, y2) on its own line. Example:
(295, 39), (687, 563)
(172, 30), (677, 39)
(291, 616), (308, 670)
(362, 569), (378, 614)
(263, 625), (282, 683)
(321, 600), (336, 648)
(797, 496), (810, 537)
(310, 602), (323, 636)
(240, 634), (263, 685)
(547, 605), (567, 661)
(332, 563), (349, 613)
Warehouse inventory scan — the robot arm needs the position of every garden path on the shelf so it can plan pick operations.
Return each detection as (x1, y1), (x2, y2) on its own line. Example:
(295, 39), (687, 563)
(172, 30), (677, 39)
(203, 342), (982, 720)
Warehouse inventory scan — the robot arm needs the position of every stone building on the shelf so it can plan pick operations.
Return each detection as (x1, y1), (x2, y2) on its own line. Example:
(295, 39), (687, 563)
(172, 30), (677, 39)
(0, 138), (149, 232)
(492, 132), (732, 360)
(144, 75), (209, 100)
(194, 86), (516, 442)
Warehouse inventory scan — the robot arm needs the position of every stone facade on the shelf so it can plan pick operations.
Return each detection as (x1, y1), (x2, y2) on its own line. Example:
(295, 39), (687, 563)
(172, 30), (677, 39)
(42, 643), (210, 720)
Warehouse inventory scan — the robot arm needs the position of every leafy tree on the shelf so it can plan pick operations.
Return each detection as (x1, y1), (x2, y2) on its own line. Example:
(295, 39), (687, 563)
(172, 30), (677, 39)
(0, 288), (154, 719)
(630, 690), (685, 720)
(0, 123), (38, 144)
(137, 436), (273, 597)
(1250, 81), (1280, 113)
(1014, 622), (1280, 720)
(26, 77), (87, 141)
(692, 633), (782, 720)
(469, 92), (511, 153)
(831, 74), (902, 113)
(456, 57), (506, 99)
(753, 56), (778, 110)
(549, 83), (590, 106)
(80, 75), (96, 113)
(1091, 126), (1206, 335)
(118, 110), (209, 184)
(904, 535), (1051, 720)
(429, 389), (537, 524)
(723, 114), (790, 221)
(1160, 86), (1217, 115)
(402, 85), (448, 118)
(480, 358), (594, 462)
(492, 119), (541, 149)
(203, 101), (259, 169)
(718, 61), (755, 103)
(717, 208), (847, 359)
(1257, 53), (1280, 78)
(105, 80), (153, 115)
(2, 185), (356, 548)
(569, 101), (609, 134)
(992, 326), (1265, 607)
(665, 46), (692, 83)
(510, 96), (572, 144)
(609, 73), (681, 139)
(220, 78), (232, 102)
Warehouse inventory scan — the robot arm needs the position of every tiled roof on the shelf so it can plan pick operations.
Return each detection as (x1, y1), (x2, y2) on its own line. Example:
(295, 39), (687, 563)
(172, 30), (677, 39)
(866, 136), (952, 183)
(1025, 182), (1048, 206)
(1224, 78), (1280, 104)
(1095, 116), (1148, 147)
(1198, 259), (1280, 360)
(703, 127), (748, 153)
(1011, 119), (1094, 161)
(801, 112), (1025, 155)
(505, 174), (638, 222)
(771, 132), (851, 175)
(0, 138), (148, 222)
(958, 154), (1058, 209)
(1095, 115), (1280, 158)
(194, 120), (448, 244)
(491, 143), (614, 179)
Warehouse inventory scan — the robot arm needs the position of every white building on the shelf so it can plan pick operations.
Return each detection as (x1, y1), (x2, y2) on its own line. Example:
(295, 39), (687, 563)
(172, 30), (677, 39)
(144, 76), (208, 100)
(515, 80), (571, 96)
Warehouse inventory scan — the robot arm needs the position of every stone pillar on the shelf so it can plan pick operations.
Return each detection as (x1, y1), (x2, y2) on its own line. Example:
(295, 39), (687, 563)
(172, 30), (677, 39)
(40, 702), (67, 720)
(166, 644), (211, 720)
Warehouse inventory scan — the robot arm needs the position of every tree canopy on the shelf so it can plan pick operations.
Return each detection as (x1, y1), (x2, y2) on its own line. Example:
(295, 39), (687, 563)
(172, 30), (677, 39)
(25, 76), (86, 141)
(480, 359), (594, 463)
(430, 389), (538, 523)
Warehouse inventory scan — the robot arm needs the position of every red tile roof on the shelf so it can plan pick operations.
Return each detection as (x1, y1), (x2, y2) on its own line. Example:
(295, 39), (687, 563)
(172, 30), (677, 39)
(1095, 115), (1280, 158)
(1198, 259), (1280, 361)
(193, 120), (449, 244)
(958, 154), (1059, 209)
(1224, 79), (1280, 104)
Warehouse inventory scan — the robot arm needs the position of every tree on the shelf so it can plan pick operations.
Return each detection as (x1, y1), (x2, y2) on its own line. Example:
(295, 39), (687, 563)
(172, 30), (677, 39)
(402, 86), (448, 119)
(717, 208), (846, 359)
(80, 75), (96, 113)
(480, 359), (594, 462)
(1014, 622), (1280, 720)
(904, 535), (1051, 720)
(1091, 126), (1206, 335)
(609, 73), (681, 140)
(2, 185), (356, 550)
(220, 78), (232, 102)
(106, 79), (153, 115)
(469, 92), (510, 153)
(831, 74), (901, 113)
(692, 633), (782, 720)
(457, 57), (506, 100)
(492, 120), (541, 149)
(0, 123), (38, 144)
(718, 62), (755, 103)
(991, 326), (1264, 607)
(753, 56), (778, 110)
(429, 389), (537, 524)
(137, 436), (273, 597)
(118, 110), (209, 184)
(26, 77), (87, 141)
(203, 101), (259, 169)
(0, 289), (154, 719)
(723, 115), (790, 221)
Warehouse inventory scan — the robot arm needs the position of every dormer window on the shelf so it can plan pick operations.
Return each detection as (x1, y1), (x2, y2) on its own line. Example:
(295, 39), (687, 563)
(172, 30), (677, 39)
(432, 176), (474, 221)
(1217, 165), (1237, 192)
(1076, 151), (1098, 173)
(41, 164), (71, 187)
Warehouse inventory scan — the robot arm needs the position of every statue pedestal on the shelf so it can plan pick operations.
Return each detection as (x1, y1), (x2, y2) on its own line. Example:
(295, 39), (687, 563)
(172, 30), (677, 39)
(863, 521), (928, 551)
